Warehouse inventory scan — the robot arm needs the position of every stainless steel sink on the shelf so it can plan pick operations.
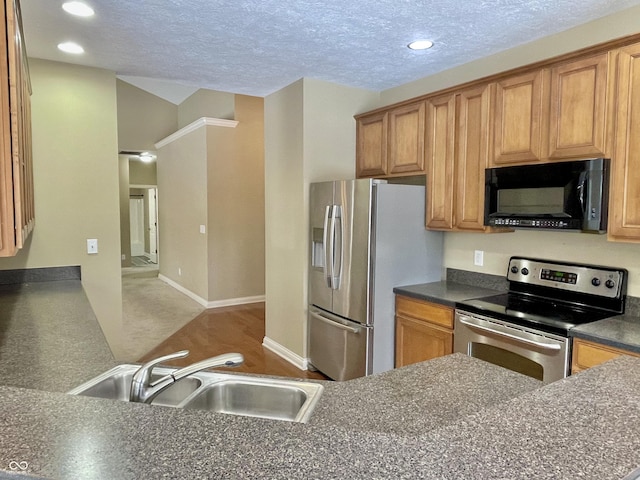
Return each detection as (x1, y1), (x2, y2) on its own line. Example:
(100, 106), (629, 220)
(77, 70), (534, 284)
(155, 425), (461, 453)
(68, 364), (324, 422)
(67, 364), (202, 407)
(181, 377), (323, 422)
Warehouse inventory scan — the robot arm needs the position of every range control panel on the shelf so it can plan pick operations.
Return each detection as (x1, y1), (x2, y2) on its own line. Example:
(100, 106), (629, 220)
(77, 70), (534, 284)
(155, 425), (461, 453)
(507, 257), (626, 299)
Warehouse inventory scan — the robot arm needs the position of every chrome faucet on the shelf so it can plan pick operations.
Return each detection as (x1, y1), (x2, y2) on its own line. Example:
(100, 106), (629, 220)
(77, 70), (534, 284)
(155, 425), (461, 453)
(129, 350), (244, 404)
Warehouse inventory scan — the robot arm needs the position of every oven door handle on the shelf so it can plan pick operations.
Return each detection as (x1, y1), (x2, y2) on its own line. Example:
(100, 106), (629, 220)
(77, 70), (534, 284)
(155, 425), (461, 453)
(458, 315), (562, 351)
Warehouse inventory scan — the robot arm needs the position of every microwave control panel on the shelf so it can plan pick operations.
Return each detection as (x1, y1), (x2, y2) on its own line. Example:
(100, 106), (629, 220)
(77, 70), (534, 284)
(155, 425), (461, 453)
(490, 218), (576, 229)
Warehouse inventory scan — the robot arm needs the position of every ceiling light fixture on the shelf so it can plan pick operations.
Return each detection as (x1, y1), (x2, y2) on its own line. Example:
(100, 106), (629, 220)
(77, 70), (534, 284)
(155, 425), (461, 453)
(408, 40), (434, 51)
(57, 42), (84, 54)
(62, 2), (95, 17)
(139, 152), (155, 163)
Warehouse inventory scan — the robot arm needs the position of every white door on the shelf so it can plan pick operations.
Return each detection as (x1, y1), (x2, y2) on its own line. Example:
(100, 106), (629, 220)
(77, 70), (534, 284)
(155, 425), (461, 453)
(148, 188), (158, 263)
(129, 198), (145, 257)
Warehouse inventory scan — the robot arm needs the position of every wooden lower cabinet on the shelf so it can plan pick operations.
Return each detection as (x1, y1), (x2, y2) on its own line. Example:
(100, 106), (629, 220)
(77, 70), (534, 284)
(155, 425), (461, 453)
(395, 295), (454, 368)
(571, 338), (640, 374)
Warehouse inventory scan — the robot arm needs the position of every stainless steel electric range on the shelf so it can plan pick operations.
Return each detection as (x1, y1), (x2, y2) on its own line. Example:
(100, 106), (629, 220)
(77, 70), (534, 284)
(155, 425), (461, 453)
(454, 257), (627, 383)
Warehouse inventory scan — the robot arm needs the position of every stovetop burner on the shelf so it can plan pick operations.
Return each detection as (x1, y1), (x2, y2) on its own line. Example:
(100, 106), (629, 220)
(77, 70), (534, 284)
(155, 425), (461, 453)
(459, 293), (614, 336)
(456, 257), (627, 337)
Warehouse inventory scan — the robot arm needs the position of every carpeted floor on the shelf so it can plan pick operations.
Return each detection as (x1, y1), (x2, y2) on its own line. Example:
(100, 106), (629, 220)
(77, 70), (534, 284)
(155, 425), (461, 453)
(120, 266), (205, 362)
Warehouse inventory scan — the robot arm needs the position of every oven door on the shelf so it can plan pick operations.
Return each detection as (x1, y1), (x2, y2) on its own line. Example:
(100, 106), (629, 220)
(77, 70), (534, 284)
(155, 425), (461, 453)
(454, 310), (570, 383)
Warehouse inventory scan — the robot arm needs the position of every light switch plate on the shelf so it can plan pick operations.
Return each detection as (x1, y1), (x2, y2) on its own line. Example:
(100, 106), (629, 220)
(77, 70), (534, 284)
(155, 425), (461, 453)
(87, 238), (98, 254)
(199, 225), (206, 234)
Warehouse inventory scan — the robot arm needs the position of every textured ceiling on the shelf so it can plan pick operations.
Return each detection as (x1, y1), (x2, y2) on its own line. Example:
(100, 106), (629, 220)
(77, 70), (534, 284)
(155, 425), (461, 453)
(20, 0), (640, 99)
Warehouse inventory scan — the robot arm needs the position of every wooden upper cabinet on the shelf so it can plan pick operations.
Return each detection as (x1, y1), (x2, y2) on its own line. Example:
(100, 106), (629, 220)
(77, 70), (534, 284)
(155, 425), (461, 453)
(356, 111), (387, 178)
(388, 101), (425, 175)
(609, 43), (640, 241)
(455, 84), (492, 231)
(492, 70), (545, 165)
(0, 0), (33, 257)
(425, 93), (455, 230)
(548, 52), (614, 159)
(356, 101), (426, 179)
(425, 85), (492, 232)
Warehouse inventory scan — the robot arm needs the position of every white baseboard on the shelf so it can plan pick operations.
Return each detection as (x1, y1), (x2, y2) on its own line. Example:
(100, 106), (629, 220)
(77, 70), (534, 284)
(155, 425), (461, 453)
(262, 336), (308, 371)
(158, 274), (265, 309)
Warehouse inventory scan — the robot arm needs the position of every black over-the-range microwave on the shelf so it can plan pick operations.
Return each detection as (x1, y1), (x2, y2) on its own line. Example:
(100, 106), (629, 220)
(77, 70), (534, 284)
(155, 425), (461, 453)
(484, 158), (610, 233)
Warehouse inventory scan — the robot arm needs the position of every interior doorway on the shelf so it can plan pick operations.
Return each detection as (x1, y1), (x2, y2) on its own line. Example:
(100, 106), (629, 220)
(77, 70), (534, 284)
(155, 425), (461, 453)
(129, 185), (159, 268)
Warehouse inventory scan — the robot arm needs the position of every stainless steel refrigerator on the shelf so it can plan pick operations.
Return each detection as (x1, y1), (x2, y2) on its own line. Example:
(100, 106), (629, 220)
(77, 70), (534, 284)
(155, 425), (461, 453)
(308, 179), (443, 380)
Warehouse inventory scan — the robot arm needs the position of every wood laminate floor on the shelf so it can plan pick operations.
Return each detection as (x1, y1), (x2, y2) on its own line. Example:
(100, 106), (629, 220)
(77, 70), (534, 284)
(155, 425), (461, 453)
(138, 302), (329, 380)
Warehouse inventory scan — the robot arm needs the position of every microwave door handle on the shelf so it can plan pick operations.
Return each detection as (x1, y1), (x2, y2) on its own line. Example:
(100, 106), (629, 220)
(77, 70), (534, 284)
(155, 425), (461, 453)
(577, 170), (588, 214)
(458, 316), (562, 351)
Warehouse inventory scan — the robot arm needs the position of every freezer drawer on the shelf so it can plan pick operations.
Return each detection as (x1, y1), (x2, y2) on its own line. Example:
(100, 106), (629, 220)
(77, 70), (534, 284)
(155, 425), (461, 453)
(308, 307), (371, 381)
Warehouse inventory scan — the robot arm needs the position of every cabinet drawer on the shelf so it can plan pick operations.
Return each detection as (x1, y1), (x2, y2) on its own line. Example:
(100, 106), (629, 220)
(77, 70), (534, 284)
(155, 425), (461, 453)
(395, 296), (453, 329)
(572, 338), (639, 373)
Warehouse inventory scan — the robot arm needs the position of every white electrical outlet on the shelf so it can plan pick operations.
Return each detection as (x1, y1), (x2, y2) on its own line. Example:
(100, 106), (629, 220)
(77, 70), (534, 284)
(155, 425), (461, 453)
(87, 239), (98, 254)
(178, 268), (182, 276)
(121, 254), (126, 261)
(474, 250), (484, 266)
(199, 225), (206, 234)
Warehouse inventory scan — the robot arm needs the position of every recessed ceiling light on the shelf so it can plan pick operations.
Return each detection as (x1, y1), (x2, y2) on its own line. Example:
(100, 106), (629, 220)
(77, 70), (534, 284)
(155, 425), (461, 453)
(408, 40), (434, 51)
(57, 42), (85, 54)
(62, 2), (94, 17)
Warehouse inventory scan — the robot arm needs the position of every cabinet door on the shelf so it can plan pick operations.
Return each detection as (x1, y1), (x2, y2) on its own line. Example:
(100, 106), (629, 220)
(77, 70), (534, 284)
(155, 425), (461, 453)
(609, 43), (640, 241)
(455, 84), (492, 231)
(356, 111), (387, 178)
(548, 53), (613, 159)
(425, 93), (455, 229)
(388, 101), (425, 175)
(0, 0), (32, 257)
(0, 0), (13, 255)
(493, 70), (545, 165)
(395, 314), (453, 368)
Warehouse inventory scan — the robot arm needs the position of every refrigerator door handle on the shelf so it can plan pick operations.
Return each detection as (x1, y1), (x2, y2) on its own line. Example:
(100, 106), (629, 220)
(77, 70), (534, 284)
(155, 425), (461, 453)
(332, 205), (343, 290)
(309, 309), (360, 334)
(323, 205), (333, 288)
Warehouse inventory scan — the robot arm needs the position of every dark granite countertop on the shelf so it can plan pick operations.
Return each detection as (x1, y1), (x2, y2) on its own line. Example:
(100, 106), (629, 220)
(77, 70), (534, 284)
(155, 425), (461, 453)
(3, 278), (640, 479)
(0, 280), (116, 392)
(393, 280), (503, 307)
(1, 355), (640, 479)
(570, 315), (640, 354)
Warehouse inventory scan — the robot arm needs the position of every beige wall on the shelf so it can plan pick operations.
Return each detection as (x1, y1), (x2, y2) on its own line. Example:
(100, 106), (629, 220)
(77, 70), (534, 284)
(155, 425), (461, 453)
(129, 159), (157, 185)
(0, 59), (124, 356)
(118, 155), (131, 267)
(158, 96), (265, 304)
(265, 80), (305, 356)
(264, 78), (378, 358)
(116, 80), (177, 151)
(157, 128), (209, 299)
(178, 89), (235, 128)
(207, 95), (265, 301)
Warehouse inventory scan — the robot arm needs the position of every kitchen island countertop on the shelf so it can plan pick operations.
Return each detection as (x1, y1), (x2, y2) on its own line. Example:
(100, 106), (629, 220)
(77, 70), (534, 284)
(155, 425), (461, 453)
(2, 354), (640, 479)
